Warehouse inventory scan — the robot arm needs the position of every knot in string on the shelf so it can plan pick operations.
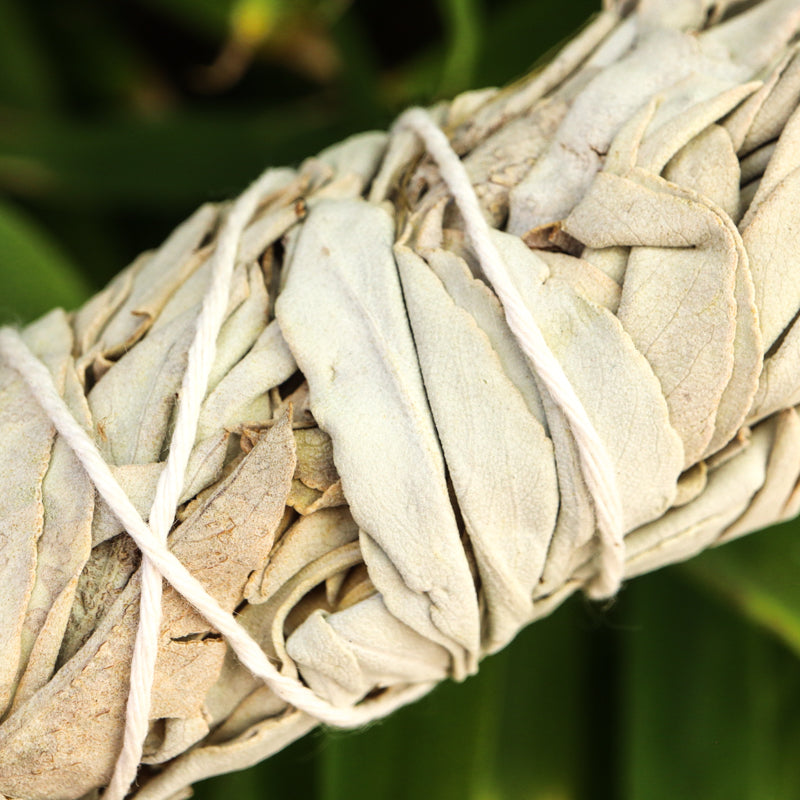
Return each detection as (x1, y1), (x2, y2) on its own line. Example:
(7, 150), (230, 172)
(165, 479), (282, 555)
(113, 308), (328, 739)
(0, 106), (624, 800)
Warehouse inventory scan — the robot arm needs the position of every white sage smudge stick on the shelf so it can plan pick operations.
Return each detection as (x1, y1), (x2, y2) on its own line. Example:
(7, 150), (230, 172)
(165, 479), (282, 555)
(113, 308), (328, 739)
(3, 0), (800, 797)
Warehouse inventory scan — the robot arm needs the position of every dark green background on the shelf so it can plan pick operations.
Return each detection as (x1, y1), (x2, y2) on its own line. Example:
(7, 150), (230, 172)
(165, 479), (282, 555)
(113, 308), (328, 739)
(2, 2), (800, 798)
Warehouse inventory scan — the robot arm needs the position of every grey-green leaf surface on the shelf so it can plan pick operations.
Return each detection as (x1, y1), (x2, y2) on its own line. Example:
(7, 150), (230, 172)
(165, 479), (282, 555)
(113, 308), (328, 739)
(2, 1), (800, 798)
(194, 598), (589, 800)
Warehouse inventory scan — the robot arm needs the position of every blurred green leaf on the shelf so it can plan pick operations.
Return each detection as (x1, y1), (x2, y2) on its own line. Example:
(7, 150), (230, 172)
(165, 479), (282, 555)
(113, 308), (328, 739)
(474, 0), (599, 88)
(3, 2), (800, 799)
(39, 2), (155, 112)
(384, 0), (598, 107)
(135, 0), (237, 38)
(622, 571), (800, 799)
(328, 12), (385, 128)
(0, 0), (57, 111)
(0, 196), (92, 322)
(683, 519), (800, 658)
(436, 0), (482, 96)
(0, 105), (362, 212)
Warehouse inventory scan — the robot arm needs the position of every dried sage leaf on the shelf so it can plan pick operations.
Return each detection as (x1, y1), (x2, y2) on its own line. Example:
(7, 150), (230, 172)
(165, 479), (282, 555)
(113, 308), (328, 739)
(0, 415), (295, 798)
(395, 242), (558, 650)
(276, 198), (480, 671)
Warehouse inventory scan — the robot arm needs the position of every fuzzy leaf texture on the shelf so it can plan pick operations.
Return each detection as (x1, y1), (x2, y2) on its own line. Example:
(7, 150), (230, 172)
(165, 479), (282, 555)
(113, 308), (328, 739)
(3, 0), (800, 797)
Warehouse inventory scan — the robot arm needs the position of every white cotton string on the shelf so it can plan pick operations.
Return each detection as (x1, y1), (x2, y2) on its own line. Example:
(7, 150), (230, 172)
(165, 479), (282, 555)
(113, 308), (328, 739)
(0, 328), (433, 720)
(393, 107), (626, 600)
(104, 168), (290, 800)
(0, 104), (625, 798)
(0, 167), (416, 800)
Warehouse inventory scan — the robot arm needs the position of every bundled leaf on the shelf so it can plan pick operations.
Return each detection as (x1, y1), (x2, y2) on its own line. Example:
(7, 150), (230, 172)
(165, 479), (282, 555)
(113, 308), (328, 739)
(3, 0), (800, 797)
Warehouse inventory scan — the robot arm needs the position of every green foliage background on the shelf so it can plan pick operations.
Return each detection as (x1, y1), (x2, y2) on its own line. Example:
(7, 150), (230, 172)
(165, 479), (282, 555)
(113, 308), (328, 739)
(2, 1), (800, 797)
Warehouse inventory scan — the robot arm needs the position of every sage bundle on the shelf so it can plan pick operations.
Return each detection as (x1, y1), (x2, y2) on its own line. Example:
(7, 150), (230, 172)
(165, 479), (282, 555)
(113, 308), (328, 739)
(2, 0), (800, 797)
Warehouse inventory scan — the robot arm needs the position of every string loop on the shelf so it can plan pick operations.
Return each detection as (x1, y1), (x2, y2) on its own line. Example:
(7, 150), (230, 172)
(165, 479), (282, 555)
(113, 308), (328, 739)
(0, 107), (623, 799)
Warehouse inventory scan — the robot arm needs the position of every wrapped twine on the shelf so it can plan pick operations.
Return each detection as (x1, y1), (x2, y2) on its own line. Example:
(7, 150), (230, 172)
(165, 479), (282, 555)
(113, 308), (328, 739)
(3, 0), (800, 796)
